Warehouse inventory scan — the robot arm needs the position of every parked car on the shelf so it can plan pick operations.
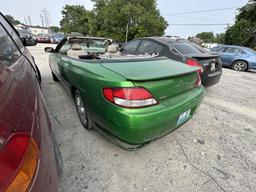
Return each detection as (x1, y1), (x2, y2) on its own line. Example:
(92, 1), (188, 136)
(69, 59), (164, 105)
(120, 37), (223, 87)
(50, 33), (65, 44)
(18, 29), (37, 47)
(210, 45), (256, 71)
(45, 36), (205, 149)
(36, 33), (50, 43)
(0, 13), (61, 191)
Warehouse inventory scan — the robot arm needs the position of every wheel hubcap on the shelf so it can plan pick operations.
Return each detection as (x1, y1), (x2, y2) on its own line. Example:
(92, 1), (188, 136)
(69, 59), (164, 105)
(75, 95), (87, 125)
(234, 62), (246, 71)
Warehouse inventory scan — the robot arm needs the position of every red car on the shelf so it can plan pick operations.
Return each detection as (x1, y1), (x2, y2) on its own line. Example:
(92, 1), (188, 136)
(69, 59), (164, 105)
(0, 13), (61, 191)
(36, 33), (50, 43)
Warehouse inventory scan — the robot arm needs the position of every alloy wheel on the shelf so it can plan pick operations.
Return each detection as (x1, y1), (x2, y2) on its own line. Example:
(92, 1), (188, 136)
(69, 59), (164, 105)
(233, 61), (247, 71)
(75, 94), (88, 127)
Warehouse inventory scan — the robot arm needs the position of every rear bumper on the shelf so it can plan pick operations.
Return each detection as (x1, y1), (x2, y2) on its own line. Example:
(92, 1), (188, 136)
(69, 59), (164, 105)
(95, 87), (205, 145)
(201, 69), (222, 87)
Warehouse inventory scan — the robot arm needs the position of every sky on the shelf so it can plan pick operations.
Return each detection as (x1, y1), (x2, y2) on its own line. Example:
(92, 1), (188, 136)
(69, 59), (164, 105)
(0, 0), (249, 38)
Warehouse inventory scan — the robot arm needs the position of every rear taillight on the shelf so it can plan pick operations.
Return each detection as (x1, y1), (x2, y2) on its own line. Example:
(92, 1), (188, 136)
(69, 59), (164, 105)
(195, 72), (201, 87)
(0, 133), (39, 192)
(103, 87), (158, 108)
(186, 59), (203, 73)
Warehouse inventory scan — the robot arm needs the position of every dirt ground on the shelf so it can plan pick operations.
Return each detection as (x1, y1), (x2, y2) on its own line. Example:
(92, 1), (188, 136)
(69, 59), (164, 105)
(29, 44), (256, 192)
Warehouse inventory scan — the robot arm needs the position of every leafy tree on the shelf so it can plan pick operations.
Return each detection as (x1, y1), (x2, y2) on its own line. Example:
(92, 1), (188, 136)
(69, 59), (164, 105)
(60, 5), (91, 35)
(5, 15), (21, 25)
(50, 26), (60, 33)
(236, 0), (256, 23)
(89, 0), (168, 42)
(225, 0), (256, 48)
(225, 20), (251, 45)
(195, 32), (215, 43)
(215, 33), (226, 44)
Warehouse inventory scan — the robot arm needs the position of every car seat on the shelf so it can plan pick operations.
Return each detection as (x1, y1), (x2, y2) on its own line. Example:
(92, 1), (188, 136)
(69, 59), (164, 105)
(67, 43), (88, 58)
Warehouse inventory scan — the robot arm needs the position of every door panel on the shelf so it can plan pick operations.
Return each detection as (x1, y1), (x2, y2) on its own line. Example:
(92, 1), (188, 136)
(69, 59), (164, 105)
(221, 48), (240, 66)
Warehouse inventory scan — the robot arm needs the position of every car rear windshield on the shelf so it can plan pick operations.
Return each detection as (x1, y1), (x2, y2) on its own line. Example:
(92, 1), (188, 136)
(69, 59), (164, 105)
(171, 42), (205, 55)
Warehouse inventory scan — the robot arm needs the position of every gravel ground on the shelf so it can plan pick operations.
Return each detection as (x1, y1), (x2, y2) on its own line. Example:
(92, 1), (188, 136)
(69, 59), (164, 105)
(29, 44), (256, 192)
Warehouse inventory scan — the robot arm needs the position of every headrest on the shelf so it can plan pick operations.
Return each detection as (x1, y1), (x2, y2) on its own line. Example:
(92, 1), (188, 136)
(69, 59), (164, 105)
(71, 43), (82, 50)
(107, 44), (118, 53)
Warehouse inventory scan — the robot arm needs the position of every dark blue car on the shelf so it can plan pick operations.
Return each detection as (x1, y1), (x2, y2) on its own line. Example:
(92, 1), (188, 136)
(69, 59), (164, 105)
(211, 45), (256, 71)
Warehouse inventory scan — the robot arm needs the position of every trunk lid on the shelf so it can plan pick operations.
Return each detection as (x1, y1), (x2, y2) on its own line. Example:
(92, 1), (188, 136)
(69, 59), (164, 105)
(186, 54), (222, 74)
(101, 58), (199, 81)
(101, 58), (199, 101)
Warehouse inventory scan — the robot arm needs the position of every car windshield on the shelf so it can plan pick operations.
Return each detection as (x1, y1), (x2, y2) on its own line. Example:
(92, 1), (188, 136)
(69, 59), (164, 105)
(170, 42), (205, 54)
(54, 34), (64, 38)
(70, 38), (107, 51)
(37, 33), (47, 37)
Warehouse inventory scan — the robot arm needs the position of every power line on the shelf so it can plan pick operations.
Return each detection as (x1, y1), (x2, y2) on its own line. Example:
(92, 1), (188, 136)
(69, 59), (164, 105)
(163, 7), (238, 16)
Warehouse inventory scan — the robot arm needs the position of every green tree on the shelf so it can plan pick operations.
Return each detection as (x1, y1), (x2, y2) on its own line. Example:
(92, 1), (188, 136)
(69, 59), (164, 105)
(225, 20), (251, 45)
(215, 33), (226, 44)
(225, 0), (256, 48)
(60, 5), (91, 35)
(89, 0), (168, 42)
(5, 15), (21, 25)
(195, 32), (215, 43)
(50, 26), (60, 33)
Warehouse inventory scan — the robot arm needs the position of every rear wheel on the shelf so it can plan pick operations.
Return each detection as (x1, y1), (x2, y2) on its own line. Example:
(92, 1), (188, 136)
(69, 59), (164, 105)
(74, 90), (93, 130)
(232, 61), (248, 71)
(52, 71), (59, 81)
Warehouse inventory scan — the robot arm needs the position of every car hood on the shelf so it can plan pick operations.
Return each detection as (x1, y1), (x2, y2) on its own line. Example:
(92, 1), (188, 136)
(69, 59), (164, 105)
(100, 58), (200, 81)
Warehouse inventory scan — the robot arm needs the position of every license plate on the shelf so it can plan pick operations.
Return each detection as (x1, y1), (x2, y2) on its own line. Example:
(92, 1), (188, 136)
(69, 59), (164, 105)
(177, 109), (191, 126)
(211, 63), (216, 71)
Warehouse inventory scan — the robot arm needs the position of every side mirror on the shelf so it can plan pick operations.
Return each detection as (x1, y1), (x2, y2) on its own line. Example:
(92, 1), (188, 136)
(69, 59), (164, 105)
(44, 47), (55, 53)
(21, 37), (37, 46)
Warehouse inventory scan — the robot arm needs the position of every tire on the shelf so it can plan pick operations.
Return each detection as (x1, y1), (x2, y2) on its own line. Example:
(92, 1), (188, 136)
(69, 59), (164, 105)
(74, 90), (93, 130)
(52, 134), (63, 177)
(232, 61), (248, 71)
(52, 71), (59, 81)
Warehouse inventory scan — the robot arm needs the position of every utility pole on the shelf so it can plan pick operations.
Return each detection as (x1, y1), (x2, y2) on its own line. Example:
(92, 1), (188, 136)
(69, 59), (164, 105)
(24, 17), (28, 25)
(28, 16), (32, 25)
(40, 8), (50, 27)
(40, 14), (44, 27)
(125, 0), (131, 42)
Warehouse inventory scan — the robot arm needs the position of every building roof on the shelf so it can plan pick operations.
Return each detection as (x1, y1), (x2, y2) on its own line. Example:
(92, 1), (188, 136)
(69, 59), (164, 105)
(26, 25), (49, 30)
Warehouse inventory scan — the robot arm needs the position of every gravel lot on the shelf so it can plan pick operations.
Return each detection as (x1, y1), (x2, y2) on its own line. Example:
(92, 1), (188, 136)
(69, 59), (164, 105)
(29, 43), (256, 192)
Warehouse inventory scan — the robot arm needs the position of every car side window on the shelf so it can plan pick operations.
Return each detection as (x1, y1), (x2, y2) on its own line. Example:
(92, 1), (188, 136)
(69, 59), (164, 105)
(0, 14), (24, 50)
(59, 42), (70, 55)
(238, 50), (246, 55)
(211, 46), (225, 52)
(0, 23), (21, 65)
(121, 40), (140, 54)
(137, 40), (163, 55)
(225, 48), (240, 54)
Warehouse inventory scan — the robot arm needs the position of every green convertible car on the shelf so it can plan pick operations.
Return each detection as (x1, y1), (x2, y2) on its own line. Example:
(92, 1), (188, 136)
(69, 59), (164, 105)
(45, 36), (205, 149)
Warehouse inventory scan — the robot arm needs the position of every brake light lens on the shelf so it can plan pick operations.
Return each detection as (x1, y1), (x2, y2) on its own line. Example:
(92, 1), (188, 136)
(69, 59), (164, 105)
(0, 133), (39, 192)
(103, 87), (158, 108)
(195, 72), (201, 87)
(186, 59), (203, 73)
